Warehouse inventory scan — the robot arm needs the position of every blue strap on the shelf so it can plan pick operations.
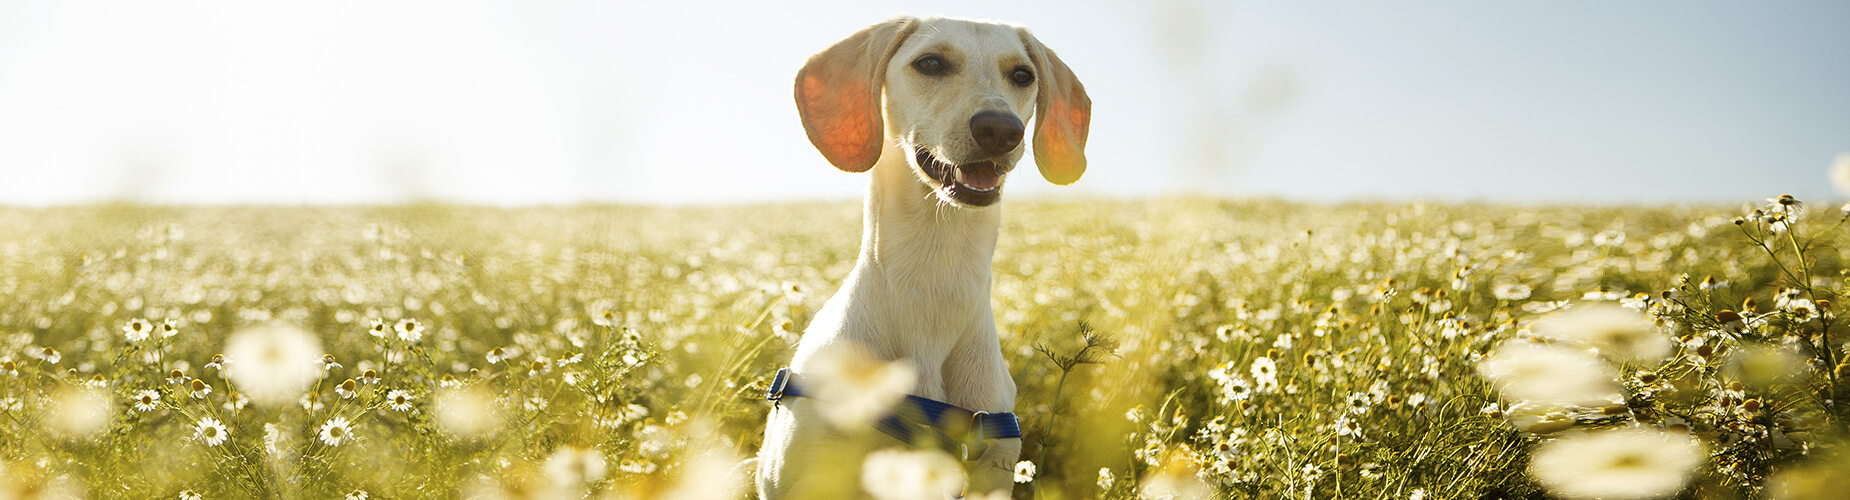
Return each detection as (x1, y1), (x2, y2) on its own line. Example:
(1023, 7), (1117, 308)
(766, 368), (1023, 453)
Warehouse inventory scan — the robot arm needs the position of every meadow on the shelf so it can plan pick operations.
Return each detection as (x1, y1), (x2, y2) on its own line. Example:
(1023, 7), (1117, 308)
(0, 196), (1844, 499)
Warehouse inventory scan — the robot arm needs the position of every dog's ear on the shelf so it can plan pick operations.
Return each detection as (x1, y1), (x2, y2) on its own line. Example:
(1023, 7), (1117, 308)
(1019, 29), (1091, 185)
(795, 17), (918, 173)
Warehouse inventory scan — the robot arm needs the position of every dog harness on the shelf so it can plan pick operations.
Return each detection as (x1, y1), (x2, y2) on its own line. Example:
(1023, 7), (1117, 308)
(766, 367), (1023, 460)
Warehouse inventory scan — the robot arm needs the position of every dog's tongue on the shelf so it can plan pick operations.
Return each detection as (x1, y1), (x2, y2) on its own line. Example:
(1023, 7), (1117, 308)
(955, 162), (1000, 191)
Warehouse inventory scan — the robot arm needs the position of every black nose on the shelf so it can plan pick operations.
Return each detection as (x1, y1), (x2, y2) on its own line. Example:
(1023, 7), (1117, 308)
(969, 111), (1024, 155)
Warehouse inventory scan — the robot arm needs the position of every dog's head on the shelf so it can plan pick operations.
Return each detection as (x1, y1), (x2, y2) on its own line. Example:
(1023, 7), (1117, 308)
(796, 16), (1091, 207)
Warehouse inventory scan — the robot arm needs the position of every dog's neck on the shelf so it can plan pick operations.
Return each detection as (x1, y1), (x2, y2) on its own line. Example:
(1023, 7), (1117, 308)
(855, 145), (1000, 312)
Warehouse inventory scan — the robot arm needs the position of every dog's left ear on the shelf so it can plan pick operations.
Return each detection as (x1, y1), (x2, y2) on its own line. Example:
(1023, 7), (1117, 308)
(1019, 29), (1092, 185)
(796, 17), (920, 173)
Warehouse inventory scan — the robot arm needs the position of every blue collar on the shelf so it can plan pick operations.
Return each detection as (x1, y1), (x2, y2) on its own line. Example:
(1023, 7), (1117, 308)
(766, 367), (1023, 460)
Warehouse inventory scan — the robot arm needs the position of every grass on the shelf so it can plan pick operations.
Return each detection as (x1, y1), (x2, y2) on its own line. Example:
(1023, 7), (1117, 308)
(0, 197), (1843, 499)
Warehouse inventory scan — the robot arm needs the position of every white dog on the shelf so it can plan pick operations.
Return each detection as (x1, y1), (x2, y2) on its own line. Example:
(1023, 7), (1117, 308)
(756, 15), (1090, 499)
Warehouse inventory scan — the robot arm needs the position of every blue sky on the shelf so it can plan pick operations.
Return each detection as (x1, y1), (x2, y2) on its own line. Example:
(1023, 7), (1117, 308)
(0, 0), (1845, 205)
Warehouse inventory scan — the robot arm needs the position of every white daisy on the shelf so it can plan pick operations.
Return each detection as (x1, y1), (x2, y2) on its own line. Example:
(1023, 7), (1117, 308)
(345, 490), (369, 500)
(803, 344), (915, 428)
(1529, 427), (1704, 499)
(1250, 357), (1279, 393)
(195, 417), (229, 447)
(223, 323), (325, 407)
(178, 489), (202, 500)
(386, 389), (414, 412)
(394, 319), (424, 343)
(189, 379), (212, 400)
(122, 318), (154, 343)
(367, 318), (388, 339)
(1476, 341), (1618, 403)
(1532, 303), (1672, 362)
(319, 416), (354, 447)
(132, 389), (161, 412)
(160, 318), (180, 338)
(336, 379), (358, 399)
(1014, 460), (1036, 483)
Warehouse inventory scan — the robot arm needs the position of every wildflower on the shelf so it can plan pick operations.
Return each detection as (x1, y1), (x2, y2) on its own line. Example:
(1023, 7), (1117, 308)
(345, 490), (370, 500)
(1490, 283), (1532, 301)
(85, 374), (109, 389)
(368, 319), (388, 339)
(486, 347), (509, 364)
(544, 446), (609, 488)
(336, 379), (358, 399)
(205, 354), (225, 371)
(132, 390), (161, 412)
(123, 318), (154, 342)
(1477, 341), (1618, 403)
(1410, 489), (1427, 500)
(168, 369), (186, 385)
(223, 392), (248, 411)
(322, 354), (342, 371)
(1529, 427), (1704, 500)
(804, 343), (916, 428)
(1480, 403), (1504, 419)
(860, 449), (965, 500)
(594, 309), (619, 327)
(160, 319), (180, 338)
(1532, 303), (1672, 362)
(223, 323), (325, 407)
(1335, 416), (1363, 438)
(360, 369), (379, 385)
(439, 374), (460, 387)
(387, 389), (414, 412)
(319, 416), (354, 446)
(1, 360), (14, 377)
(40, 347), (61, 364)
(1250, 357), (1279, 392)
(1014, 460), (1036, 483)
(1345, 392), (1372, 414)
(195, 417), (229, 446)
(434, 386), (502, 438)
(189, 379), (211, 399)
(1098, 467), (1115, 491)
(45, 387), (112, 438)
(301, 393), (324, 412)
(394, 319), (424, 343)
(179, 490), (202, 500)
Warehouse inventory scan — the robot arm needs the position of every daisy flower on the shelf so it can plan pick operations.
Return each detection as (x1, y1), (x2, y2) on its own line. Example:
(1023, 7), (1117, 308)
(336, 379), (359, 399)
(195, 417), (229, 446)
(1250, 357), (1279, 393)
(179, 490), (202, 500)
(40, 347), (61, 365)
(122, 318), (154, 343)
(394, 319), (424, 343)
(223, 323), (324, 407)
(132, 389), (161, 412)
(367, 318), (388, 339)
(189, 379), (212, 400)
(386, 390), (414, 412)
(1531, 303), (1672, 362)
(319, 416), (354, 447)
(1014, 460), (1037, 483)
(160, 318), (180, 338)
(359, 369), (379, 385)
(345, 490), (370, 500)
(1529, 427), (1704, 499)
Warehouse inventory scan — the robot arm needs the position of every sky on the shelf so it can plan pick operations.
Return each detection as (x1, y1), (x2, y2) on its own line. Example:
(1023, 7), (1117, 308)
(0, 0), (1846, 206)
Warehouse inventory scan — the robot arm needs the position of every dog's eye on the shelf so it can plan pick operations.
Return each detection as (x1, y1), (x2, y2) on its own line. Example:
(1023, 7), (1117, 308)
(913, 56), (944, 75)
(1010, 67), (1034, 87)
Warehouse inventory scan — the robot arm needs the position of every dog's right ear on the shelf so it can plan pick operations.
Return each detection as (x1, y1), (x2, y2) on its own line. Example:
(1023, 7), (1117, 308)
(795, 17), (918, 173)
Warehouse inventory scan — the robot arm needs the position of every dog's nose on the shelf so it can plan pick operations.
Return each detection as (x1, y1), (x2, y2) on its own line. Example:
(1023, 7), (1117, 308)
(969, 111), (1025, 156)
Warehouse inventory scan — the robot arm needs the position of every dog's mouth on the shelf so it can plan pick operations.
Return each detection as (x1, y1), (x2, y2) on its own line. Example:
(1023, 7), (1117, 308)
(914, 147), (1004, 207)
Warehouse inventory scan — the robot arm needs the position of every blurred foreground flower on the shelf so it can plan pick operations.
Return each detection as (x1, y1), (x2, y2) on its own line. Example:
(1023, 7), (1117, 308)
(1529, 427), (1704, 500)
(860, 449), (964, 500)
(434, 386), (503, 439)
(224, 323), (325, 407)
(1532, 303), (1671, 362)
(44, 386), (112, 439)
(1477, 341), (1618, 403)
(802, 344), (915, 428)
(1830, 153), (1850, 197)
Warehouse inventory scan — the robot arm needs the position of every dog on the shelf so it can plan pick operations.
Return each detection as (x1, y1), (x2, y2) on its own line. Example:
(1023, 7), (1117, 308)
(756, 15), (1090, 499)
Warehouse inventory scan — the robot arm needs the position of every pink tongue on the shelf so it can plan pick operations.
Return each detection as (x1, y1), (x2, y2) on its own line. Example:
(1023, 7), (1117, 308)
(956, 162), (1000, 190)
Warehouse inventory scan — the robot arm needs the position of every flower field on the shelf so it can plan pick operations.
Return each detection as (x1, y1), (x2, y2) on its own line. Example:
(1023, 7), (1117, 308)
(0, 197), (1845, 499)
